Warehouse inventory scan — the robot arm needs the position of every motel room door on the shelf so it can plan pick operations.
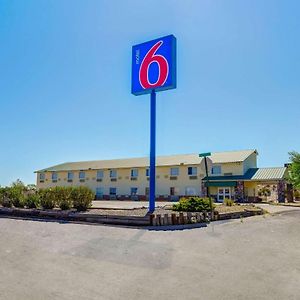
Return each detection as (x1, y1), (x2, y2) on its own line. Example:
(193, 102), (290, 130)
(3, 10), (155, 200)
(217, 187), (231, 202)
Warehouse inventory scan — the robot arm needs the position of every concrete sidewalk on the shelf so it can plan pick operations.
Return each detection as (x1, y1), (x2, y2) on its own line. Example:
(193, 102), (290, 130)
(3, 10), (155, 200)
(255, 203), (300, 214)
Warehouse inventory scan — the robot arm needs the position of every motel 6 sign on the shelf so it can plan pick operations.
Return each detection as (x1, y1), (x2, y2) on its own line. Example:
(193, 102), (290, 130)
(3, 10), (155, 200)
(131, 35), (176, 95)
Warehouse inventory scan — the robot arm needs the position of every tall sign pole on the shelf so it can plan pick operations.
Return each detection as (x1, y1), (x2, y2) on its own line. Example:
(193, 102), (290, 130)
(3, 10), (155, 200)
(131, 35), (176, 213)
(149, 90), (156, 212)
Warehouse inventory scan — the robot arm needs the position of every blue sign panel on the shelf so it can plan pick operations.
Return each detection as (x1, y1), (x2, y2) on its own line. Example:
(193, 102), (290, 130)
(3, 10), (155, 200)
(131, 35), (176, 96)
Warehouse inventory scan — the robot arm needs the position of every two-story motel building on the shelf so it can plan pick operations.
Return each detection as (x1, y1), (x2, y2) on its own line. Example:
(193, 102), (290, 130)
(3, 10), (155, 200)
(35, 149), (288, 202)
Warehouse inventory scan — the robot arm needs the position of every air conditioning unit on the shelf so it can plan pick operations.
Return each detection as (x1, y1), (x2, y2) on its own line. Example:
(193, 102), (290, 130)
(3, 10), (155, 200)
(170, 176), (177, 180)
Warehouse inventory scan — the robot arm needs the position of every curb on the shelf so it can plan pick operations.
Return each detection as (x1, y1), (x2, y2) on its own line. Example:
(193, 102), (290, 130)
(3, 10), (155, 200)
(0, 207), (151, 226)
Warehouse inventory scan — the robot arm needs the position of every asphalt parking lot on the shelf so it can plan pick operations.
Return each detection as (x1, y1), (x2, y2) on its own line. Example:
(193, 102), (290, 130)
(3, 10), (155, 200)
(0, 211), (299, 300)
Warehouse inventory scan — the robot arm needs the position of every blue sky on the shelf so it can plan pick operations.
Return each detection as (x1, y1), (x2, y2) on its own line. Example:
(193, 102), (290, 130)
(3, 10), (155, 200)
(0, 0), (299, 185)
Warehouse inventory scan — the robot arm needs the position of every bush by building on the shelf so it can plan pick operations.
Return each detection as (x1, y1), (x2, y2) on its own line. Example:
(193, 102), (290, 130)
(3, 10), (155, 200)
(224, 198), (235, 206)
(71, 186), (94, 211)
(173, 197), (214, 212)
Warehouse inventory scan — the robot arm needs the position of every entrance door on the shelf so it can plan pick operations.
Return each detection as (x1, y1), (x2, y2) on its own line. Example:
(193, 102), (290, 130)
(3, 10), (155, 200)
(218, 187), (231, 202)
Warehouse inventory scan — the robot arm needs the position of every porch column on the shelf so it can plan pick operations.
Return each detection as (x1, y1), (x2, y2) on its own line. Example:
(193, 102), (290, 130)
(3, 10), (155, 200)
(235, 181), (245, 202)
(277, 180), (285, 203)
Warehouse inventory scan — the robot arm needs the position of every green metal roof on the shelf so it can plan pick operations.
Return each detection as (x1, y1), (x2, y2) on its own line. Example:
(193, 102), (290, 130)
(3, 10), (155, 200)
(250, 167), (287, 181)
(205, 167), (287, 182)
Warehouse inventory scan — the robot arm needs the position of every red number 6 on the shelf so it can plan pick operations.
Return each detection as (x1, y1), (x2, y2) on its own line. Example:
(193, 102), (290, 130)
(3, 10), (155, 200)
(139, 41), (169, 89)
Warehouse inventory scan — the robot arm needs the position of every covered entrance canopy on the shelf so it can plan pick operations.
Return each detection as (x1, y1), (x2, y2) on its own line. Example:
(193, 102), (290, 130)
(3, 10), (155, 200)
(204, 167), (288, 202)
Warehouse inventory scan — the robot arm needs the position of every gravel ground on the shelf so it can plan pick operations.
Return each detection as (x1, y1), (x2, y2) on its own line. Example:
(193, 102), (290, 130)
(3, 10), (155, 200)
(215, 204), (261, 214)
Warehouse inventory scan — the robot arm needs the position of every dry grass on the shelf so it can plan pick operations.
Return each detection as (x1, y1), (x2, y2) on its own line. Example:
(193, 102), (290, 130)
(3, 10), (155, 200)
(215, 204), (262, 214)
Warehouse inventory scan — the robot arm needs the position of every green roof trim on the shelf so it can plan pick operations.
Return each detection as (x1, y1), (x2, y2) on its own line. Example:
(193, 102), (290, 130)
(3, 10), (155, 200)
(205, 181), (237, 187)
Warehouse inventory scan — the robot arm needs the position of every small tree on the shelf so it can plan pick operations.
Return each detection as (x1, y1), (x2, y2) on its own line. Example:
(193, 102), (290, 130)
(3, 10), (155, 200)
(9, 180), (26, 207)
(288, 151), (300, 189)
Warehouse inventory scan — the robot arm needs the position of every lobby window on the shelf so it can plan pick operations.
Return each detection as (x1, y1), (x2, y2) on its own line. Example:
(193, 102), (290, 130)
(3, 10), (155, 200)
(39, 173), (45, 182)
(146, 168), (150, 177)
(170, 167), (179, 176)
(110, 169), (117, 178)
(212, 165), (222, 175)
(188, 167), (197, 176)
(79, 171), (85, 181)
(52, 172), (58, 181)
(97, 170), (104, 180)
(131, 169), (138, 178)
(109, 187), (117, 195)
(67, 172), (73, 181)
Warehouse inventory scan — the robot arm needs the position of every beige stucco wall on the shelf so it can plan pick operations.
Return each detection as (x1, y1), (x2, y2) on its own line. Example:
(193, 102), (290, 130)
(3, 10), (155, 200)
(243, 152), (258, 173)
(212, 162), (244, 175)
(244, 181), (258, 197)
(36, 162), (210, 197)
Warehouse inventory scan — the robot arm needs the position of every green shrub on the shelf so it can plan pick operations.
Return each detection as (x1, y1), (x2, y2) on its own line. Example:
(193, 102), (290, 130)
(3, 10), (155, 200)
(39, 189), (56, 209)
(0, 188), (11, 207)
(24, 193), (40, 209)
(8, 186), (25, 208)
(56, 187), (73, 210)
(224, 198), (235, 206)
(173, 197), (214, 212)
(0, 197), (13, 208)
(71, 186), (94, 211)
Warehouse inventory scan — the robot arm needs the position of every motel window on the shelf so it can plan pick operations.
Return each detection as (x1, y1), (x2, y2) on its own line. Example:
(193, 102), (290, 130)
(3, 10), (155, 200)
(145, 187), (149, 195)
(131, 169), (138, 178)
(110, 169), (117, 178)
(188, 167), (197, 176)
(52, 172), (58, 181)
(212, 165), (222, 175)
(109, 187), (117, 195)
(170, 187), (175, 196)
(170, 167), (179, 176)
(185, 187), (197, 196)
(146, 168), (150, 177)
(39, 173), (45, 181)
(67, 172), (73, 181)
(131, 187), (138, 195)
(96, 187), (104, 197)
(97, 170), (104, 179)
(79, 171), (85, 180)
